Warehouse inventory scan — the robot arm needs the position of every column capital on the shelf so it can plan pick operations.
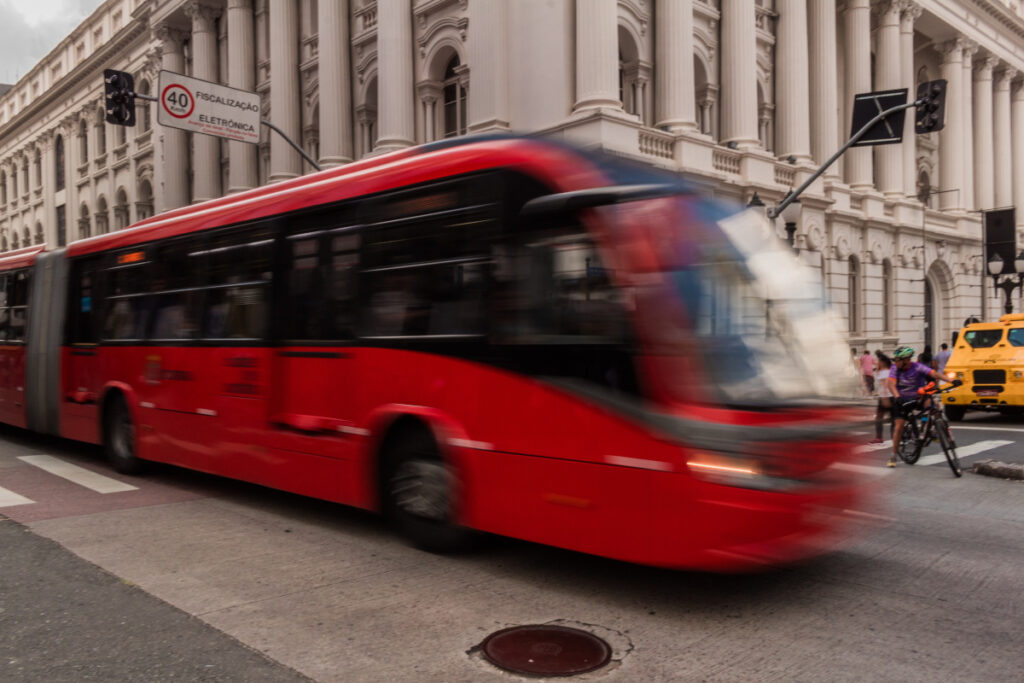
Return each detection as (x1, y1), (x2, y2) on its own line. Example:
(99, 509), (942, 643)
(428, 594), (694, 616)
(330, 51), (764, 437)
(227, 0), (253, 9)
(960, 39), (979, 62)
(184, 1), (221, 31)
(875, 0), (901, 23)
(153, 23), (187, 51)
(975, 53), (1000, 75)
(936, 38), (967, 63)
(996, 68), (1018, 89)
(899, 0), (922, 23)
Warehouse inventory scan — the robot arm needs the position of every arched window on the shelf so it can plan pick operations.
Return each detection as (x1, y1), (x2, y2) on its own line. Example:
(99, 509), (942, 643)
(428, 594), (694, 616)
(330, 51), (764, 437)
(443, 56), (466, 138)
(96, 196), (109, 234)
(618, 26), (645, 123)
(79, 203), (91, 239)
(136, 179), (153, 220)
(136, 79), (151, 132)
(11, 231), (19, 250)
(848, 256), (861, 333)
(79, 118), (89, 162)
(95, 107), (106, 156)
(54, 135), (65, 191)
(2, 235), (7, 252)
(34, 221), (43, 246)
(882, 259), (893, 332)
(21, 156), (29, 195)
(22, 226), (29, 246)
(34, 147), (42, 189)
(11, 163), (17, 197)
(114, 188), (129, 230)
(357, 77), (378, 158)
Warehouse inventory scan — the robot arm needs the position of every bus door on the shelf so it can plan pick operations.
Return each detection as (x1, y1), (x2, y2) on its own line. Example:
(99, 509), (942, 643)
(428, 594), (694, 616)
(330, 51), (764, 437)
(64, 259), (103, 442)
(268, 224), (362, 493)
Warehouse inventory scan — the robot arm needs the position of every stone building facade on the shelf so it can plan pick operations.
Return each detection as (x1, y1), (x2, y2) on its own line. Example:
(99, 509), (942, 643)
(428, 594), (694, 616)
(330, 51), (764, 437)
(3, 0), (1024, 353)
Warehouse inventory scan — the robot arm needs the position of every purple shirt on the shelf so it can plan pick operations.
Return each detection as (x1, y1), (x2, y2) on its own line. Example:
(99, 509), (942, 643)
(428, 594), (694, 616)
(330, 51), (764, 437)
(889, 362), (935, 400)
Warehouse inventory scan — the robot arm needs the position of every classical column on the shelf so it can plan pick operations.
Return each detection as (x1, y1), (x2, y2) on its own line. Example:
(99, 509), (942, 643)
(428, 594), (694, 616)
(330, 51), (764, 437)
(269, 0), (301, 179)
(155, 25), (189, 210)
(719, 0), (758, 147)
(994, 67), (1016, 208)
(655, 0), (696, 131)
(467, 0), (509, 132)
(1012, 81), (1024, 228)
(376, 0), (415, 151)
(902, 3), (922, 197)
(317, 0), (353, 166)
(227, 0), (258, 190)
(186, 1), (222, 202)
(974, 55), (997, 210)
(844, 0), (872, 189)
(775, 0), (811, 162)
(574, 0), (619, 112)
(937, 40), (964, 211)
(960, 41), (977, 210)
(874, 0), (902, 196)
(809, 0), (839, 175)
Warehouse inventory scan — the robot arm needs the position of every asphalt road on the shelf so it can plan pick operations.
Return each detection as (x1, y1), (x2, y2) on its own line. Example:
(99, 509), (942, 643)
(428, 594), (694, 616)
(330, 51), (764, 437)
(1, 412), (1022, 681)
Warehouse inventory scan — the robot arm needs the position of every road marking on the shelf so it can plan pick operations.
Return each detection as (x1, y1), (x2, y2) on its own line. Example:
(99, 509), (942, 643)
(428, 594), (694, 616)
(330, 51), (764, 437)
(855, 441), (892, 453)
(0, 485), (34, 507)
(949, 425), (1024, 433)
(918, 440), (1014, 467)
(18, 455), (138, 493)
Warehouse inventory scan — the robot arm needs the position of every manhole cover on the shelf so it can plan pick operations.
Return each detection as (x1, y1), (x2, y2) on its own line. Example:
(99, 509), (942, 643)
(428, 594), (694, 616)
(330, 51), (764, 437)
(480, 624), (611, 677)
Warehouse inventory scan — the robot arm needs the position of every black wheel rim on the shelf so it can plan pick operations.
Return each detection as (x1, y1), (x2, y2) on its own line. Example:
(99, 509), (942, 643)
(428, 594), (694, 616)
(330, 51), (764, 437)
(390, 459), (452, 522)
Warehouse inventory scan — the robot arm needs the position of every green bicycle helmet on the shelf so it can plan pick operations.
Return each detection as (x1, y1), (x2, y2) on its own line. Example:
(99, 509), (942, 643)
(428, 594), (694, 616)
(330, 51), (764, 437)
(893, 345), (915, 360)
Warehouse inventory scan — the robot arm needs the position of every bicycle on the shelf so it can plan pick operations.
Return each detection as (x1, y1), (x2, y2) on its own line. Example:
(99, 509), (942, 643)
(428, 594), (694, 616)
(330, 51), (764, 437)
(895, 381), (963, 477)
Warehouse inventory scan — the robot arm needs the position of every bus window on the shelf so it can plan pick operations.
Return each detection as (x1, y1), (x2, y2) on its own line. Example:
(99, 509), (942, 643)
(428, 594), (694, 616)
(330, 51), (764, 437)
(69, 258), (100, 344)
(103, 257), (150, 341)
(326, 230), (359, 339)
(0, 274), (9, 343)
(202, 226), (273, 340)
(8, 270), (28, 342)
(148, 239), (201, 341)
(283, 226), (361, 342)
(964, 329), (1003, 348)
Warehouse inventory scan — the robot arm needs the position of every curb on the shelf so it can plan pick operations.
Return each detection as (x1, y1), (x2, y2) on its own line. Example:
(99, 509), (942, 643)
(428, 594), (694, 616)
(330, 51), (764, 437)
(972, 460), (1024, 480)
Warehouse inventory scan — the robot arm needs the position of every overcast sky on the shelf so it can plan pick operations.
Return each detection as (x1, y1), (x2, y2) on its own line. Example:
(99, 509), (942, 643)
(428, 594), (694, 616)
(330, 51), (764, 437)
(0, 0), (106, 85)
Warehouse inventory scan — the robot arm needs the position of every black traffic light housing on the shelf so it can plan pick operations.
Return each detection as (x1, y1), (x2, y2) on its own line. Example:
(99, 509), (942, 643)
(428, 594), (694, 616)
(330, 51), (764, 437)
(104, 69), (136, 127)
(915, 79), (947, 134)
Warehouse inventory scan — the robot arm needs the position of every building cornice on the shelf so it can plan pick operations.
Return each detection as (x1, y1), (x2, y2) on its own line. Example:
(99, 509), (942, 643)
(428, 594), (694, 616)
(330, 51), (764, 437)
(0, 19), (148, 143)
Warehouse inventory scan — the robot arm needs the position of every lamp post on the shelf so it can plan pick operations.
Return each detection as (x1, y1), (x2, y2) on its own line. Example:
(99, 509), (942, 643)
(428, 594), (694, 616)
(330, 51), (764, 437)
(987, 250), (1024, 315)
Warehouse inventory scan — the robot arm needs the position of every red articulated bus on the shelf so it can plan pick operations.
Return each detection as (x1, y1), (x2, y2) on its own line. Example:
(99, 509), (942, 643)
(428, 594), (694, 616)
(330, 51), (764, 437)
(4, 135), (877, 571)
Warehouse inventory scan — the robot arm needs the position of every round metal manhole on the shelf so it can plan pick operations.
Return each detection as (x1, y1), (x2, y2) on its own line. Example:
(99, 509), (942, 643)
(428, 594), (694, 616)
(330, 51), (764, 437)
(480, 624), (612, 677)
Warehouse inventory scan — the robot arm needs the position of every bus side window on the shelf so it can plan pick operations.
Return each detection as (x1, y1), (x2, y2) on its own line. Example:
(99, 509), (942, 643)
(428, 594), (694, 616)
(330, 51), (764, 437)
(147, 239), (201, 341)
(202, 226), (273, 340)
(103, 256), (150, 341)
(8, 270), (29, 342)
(69, 259), (100, 344)
(0, 274), (9, 343)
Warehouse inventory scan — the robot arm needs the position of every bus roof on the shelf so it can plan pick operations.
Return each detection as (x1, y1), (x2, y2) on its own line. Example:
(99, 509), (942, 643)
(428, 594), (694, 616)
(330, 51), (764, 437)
(0, 244), (46, 271)
(65, 135), (681, 259)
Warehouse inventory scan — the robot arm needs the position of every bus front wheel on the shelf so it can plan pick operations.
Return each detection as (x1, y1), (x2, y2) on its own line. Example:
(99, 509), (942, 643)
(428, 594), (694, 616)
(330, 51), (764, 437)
(383, 427), (471, 553)
(105, 396), (146, 475)
(944, 405), (966, 422)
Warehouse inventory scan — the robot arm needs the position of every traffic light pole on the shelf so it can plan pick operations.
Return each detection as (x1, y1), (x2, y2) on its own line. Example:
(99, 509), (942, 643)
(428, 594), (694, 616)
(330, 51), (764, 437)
(769, 99), (922, 219)
(130, 92), (321, 172)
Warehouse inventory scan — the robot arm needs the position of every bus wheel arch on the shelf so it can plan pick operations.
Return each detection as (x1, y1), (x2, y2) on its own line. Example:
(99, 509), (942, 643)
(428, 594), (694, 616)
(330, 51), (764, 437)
(375, 414), (472, 553)
(100, 386), (147, 475)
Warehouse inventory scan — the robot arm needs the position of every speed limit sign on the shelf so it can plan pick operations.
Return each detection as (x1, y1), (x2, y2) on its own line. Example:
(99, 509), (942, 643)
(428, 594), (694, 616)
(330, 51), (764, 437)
(160, 82), (194, 119)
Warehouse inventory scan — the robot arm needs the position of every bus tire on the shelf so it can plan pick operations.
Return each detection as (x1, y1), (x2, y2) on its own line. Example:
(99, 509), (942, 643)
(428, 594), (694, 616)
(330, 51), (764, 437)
(944, 405), (966, 422)
(104, 395), (146, 475)
(382, 426), (472, 553)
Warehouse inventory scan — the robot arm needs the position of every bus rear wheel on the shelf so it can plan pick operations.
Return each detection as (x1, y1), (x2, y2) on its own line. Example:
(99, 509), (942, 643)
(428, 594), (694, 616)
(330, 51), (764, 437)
(105, 396), (146, 475)
(383, 427), (471, 553)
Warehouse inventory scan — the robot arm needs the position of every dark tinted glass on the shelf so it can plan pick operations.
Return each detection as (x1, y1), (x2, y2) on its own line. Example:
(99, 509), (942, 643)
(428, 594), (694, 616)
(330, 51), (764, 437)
(964, 329), (1002, 348)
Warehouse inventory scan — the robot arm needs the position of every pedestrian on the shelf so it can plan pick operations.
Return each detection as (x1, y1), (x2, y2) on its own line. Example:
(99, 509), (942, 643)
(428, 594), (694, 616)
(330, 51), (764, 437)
(871, 352), (893, 444)
(859, 349), (875, 394)
(934, 342), (952, 372)
(919, 344), (934, 368)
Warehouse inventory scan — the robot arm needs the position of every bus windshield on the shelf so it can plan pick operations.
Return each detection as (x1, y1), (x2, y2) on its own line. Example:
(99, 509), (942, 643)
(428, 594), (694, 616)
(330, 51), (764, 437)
(964, 329), (1003, 347)
(639, 204), (859, 406)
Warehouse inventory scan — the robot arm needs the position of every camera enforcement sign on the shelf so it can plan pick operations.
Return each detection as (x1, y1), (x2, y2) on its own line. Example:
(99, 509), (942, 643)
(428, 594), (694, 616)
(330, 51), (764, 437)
(157, 70), (260, 144)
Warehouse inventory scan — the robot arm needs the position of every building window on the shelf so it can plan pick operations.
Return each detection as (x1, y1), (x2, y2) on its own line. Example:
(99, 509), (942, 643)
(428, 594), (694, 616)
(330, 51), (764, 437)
(56, 205), (66, 247)
(136, 79), (151, 132)
(848, 256), (860, 333)
(21, 157), (28, 195)
(114, 188), (129, 230)
(96, 196), (108, 234)
(79, 203), (91, 239)
(79, 119), (89, 162)
(882, 259), (893, 332)
(0, 170), (6, 204)
(96, 109), (106, 156)
(54, 135), (65, 191)
(34, 222), (43, 246)
(34, 147), (42, 189)
(442, 57), (466, 139)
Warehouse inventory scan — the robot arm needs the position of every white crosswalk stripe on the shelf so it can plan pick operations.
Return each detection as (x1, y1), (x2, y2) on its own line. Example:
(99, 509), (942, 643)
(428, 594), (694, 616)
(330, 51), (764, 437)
(917, 440), (1014, 467)
(855, 441), (892, 453)
(18, 455), (138, 494)
(0, 485), (34, 508)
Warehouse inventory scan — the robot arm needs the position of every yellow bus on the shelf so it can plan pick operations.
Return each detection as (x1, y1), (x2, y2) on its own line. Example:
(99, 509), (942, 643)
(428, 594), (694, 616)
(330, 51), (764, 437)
(942, 313), (1024, 420)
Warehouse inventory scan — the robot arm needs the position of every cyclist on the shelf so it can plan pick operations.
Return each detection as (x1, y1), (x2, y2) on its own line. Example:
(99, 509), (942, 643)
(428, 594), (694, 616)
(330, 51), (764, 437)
(887, 345), (955, 467)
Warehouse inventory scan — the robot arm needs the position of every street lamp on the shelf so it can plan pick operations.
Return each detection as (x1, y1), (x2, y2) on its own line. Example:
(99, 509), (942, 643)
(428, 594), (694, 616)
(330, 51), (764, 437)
(779, 198), (802, 250)
(987, 249), (1024, 314)
(746, 191), (767, 220)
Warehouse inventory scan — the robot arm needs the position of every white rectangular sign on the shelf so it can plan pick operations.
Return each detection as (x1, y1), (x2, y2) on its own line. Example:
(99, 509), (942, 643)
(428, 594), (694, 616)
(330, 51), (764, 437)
(157, 70), (261, 144)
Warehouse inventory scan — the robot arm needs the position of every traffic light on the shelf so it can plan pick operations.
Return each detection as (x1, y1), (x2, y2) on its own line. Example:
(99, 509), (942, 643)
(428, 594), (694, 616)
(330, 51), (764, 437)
(104, 69), (136, 127)
(915, 79), (946, 134)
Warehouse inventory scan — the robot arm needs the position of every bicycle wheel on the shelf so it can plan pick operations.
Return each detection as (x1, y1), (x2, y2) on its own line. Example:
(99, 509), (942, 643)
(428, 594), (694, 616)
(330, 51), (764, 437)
(898, 420), (922, 464)
(935, 416), (962, 477)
